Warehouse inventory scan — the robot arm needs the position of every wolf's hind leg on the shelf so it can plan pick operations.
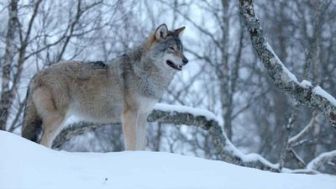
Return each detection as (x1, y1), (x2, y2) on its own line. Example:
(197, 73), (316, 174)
(40, 114), (64, 147)
(33, 87), (65, 148)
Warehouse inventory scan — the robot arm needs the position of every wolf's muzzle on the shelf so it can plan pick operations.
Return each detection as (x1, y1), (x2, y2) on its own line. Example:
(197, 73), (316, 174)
(166, 60), (182, 71)
(182, 56), (188, 65)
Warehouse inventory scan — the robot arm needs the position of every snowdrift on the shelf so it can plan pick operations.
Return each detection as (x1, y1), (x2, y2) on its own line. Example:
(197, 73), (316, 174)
(0, 131), (335, 189)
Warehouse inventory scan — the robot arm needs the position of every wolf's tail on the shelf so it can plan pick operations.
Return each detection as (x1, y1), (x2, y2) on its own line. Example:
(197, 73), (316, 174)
(22, 87), (42, 143)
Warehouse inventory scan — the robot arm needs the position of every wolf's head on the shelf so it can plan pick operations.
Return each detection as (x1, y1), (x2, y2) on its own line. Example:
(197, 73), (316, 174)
(144, 24), (188, 72)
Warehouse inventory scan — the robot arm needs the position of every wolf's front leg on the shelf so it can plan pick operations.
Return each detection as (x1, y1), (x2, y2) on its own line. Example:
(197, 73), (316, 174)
(122, 110), (137, 150)
(135, 113), (148, 150)
(122, 110), (148, 151)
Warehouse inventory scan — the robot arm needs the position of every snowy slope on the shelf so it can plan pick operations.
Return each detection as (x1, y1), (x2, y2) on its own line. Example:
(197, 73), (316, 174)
(0, 131), (335, 189)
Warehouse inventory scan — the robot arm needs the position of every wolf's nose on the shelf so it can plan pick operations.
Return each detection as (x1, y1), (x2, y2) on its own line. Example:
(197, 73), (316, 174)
(182, 56), (189, 65)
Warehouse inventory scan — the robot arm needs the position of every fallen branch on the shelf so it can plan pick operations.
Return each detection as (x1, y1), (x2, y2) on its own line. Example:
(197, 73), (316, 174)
(239, 0), (336, 128)
(307, 150), (336, 174)
(53, 103), (279, 172)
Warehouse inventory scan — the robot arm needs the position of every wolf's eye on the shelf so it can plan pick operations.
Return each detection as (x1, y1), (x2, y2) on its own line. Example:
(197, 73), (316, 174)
(168, 46), (175, 51)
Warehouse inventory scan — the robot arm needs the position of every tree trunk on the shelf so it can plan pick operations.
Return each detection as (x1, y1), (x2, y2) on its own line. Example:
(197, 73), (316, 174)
(0, 0), (19, 130)
(239, 0), (336, 128)
(219, 0), (233, 140)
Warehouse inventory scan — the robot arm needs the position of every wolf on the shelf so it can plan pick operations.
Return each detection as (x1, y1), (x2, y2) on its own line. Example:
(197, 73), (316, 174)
(21, 24), (188, 150)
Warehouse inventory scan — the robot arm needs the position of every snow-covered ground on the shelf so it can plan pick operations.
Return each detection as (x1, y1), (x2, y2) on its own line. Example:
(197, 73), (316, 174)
(0, 131), (335, 189)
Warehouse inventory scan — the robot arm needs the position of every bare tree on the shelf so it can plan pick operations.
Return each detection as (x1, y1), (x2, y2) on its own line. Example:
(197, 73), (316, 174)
(0, 0), (42, 131)
(239, 0), (336, 172)
(1, 0), (335, 175)
(240, 0), (336, 126)
(0, 0), (18, 131)
(0, 0), (123, 133)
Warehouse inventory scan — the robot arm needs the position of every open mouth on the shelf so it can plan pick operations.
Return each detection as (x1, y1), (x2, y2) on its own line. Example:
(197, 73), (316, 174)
(166, 60), (182, 71)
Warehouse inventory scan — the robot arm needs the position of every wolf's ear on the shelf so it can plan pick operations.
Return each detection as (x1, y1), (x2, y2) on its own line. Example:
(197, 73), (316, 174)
(174, 26), (185, 37)
(155, 24), (168, 41)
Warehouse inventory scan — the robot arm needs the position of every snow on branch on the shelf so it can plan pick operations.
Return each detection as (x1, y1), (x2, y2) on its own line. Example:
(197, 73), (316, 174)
(307, 150), (336, 174)
(53, 103), (279, 172)
(239, 0), (336, 128)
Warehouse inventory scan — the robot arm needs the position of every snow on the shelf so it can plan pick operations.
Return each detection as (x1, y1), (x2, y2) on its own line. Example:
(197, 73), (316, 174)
(1, 131), (336, 189)
(265, 42), (336, 109)
(266, 42), (299, 83)
(154, 104), (278, 170)
(288, 117), (315, 145)
(266, 42), (336, 107)
(300, 80), (313, 88)
(224, 138), (279, 170)
(243, 153), (279, 168)
(153, 103), (279, 170)
(313, 86), (336, 106)
(307, 150), (336, 170)
(154, 103), (223, 126)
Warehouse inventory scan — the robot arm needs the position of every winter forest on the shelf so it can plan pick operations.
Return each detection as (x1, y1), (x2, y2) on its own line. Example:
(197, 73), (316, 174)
(1, 0), (336, 188)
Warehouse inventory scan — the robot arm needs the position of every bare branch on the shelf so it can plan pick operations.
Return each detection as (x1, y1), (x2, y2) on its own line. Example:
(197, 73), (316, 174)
(287, 148), (306, 169)
(21, 0), (43, 49)
(157, 0), (223, 51)
(239, 0), (336, 128)
(8, 97), (27, 132)
(307, 150), (336, 174)
(288, 113), (319, 147)
(53, 103), (280, 172)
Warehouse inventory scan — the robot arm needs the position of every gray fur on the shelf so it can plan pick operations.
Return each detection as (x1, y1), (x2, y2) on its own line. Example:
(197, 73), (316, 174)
(22, 24), (188, 150)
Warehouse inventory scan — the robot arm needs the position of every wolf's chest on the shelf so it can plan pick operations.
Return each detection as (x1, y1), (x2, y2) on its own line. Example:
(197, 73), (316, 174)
(134, 74), (172, 99)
